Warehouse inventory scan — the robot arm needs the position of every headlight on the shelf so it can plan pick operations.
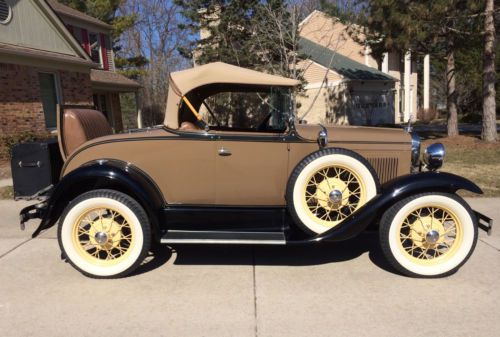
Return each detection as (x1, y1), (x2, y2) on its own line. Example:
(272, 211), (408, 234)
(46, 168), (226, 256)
(423, 143), (445, 170)
(410, 132), (421, 168)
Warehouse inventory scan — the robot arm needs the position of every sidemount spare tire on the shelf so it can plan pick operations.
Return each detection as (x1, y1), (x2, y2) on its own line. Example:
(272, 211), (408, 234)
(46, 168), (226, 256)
(286, 148), (379, 235)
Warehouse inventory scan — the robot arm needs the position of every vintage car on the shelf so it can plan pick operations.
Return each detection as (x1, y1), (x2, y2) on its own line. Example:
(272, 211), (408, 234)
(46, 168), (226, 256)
(16, 62), (492, 279)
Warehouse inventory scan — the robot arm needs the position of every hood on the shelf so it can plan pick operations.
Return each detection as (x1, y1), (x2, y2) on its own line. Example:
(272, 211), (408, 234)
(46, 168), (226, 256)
(295, 124), (411, 144)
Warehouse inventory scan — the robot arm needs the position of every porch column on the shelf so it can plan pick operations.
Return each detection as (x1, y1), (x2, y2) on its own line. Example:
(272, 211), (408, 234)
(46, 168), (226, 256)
(423, 54), (430, 110)
(135, 92), (143, 128)
(404, 51), (411, 122)
(382, 52), (389, 74)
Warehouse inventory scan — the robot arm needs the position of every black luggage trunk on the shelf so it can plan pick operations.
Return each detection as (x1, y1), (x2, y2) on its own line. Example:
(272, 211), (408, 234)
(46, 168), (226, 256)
(11, 139), (63, 199)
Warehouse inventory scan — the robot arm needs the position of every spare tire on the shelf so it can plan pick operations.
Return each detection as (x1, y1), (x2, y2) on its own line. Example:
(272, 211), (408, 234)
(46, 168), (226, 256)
(286, 148), (379, 235)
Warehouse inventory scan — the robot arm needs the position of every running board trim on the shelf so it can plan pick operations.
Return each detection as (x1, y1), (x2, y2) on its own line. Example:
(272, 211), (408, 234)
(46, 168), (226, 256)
(160, 230), (286, 245)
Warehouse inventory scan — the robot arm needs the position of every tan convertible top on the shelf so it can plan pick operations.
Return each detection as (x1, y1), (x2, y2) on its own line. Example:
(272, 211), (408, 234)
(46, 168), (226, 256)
(164, 62), (300, 128)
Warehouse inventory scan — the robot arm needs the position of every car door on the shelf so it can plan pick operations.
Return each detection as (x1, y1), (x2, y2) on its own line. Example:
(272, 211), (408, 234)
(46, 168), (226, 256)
(215, 131), (288, 205)
(159, 132), (217, 204)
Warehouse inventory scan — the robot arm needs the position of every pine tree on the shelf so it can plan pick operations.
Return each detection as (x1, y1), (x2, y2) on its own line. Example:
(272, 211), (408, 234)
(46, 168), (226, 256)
(175, 0), (303, 80)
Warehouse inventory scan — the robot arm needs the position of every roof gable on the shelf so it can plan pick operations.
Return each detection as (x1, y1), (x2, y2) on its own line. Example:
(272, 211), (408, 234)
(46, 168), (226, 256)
(0, 0), (91, 62)
(299, 38), (396, 81)
(47, 0), (112, 30)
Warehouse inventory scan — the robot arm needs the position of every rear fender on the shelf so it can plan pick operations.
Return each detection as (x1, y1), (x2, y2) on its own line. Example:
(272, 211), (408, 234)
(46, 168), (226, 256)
(293, 171), (482, 243)
(31, 160), (165, 240)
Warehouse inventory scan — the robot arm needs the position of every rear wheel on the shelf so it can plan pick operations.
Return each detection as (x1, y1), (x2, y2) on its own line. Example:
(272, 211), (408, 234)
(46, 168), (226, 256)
(58, 189), (151, 278)
(379, 192), (478, 277)
(287, 148), (379, 235)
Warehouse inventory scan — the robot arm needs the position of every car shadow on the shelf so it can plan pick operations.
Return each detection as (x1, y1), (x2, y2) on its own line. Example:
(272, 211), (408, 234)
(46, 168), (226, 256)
(130, 232), (399, 276)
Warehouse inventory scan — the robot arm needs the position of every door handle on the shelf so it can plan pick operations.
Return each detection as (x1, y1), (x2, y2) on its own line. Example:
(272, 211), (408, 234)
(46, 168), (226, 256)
(218, 147), (232, 156)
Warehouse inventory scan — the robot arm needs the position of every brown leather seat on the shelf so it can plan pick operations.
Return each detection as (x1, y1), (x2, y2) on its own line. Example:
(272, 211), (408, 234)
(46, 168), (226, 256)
(62, 109), (112, 156)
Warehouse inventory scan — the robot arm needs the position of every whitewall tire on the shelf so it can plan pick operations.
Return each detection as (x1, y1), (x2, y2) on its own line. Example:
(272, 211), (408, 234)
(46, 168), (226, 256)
(58, 189), (151, 278)
(287, 148), (379, 235)
(379, 192), (478, 277)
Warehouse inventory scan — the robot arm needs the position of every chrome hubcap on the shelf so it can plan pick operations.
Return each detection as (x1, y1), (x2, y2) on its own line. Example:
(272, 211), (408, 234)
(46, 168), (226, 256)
(94, 231), (108, 245)
(328, 189), (343, 204)
(425, 230), (440, 244)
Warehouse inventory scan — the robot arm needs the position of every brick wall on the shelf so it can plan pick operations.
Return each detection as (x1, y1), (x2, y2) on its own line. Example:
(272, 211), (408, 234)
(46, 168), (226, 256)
(0, 63), (93, 136)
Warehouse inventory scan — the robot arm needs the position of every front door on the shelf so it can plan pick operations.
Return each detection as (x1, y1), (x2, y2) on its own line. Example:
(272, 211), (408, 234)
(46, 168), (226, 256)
(215, 134), (288, 205)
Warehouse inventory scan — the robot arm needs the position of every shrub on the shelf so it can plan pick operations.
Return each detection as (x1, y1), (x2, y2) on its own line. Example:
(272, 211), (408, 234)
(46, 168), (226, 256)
(416, 108), (439, 123)
(0, 132), (53, 160)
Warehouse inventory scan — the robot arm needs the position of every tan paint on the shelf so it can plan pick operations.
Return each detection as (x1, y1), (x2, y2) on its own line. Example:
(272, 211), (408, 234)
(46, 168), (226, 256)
(63, 124), (411, 206)
(215, 140), (288, 205)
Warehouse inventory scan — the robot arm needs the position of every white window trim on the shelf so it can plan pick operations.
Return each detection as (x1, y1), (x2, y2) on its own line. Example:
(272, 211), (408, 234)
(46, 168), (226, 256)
(87, 31), (104, 69)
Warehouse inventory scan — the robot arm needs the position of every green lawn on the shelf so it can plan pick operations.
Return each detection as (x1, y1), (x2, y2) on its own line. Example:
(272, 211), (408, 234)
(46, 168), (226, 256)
(424, 136), (500, 197)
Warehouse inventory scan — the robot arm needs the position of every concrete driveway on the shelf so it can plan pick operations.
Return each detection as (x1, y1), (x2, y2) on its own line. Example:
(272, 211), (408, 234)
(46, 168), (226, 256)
(0, 198), (499, 337)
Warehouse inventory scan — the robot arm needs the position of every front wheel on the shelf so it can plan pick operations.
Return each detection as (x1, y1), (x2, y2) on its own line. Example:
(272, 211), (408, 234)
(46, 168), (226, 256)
(287, 148), (379, 235)
(379, 192), (478, 277)
(58, 189), (151, 278)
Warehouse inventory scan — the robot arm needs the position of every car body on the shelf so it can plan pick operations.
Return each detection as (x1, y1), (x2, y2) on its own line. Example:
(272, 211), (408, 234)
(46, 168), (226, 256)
(18, 62), (492, 278)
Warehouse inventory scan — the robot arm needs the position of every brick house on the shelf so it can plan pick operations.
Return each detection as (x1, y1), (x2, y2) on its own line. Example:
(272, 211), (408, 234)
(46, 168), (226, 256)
(0, 0), (140, 136)
(297, 11), (430, 125)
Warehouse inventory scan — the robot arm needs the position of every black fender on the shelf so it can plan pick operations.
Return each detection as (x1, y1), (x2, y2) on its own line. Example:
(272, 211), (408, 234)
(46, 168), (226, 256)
(290, 171), (482, 244)
(31, 160), (165, 240)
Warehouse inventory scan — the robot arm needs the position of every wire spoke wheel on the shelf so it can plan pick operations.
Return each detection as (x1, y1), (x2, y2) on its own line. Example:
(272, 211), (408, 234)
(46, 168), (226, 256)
(72, 207), (135, 266)
(303, 164), (366, 228)
(59, 190), (151, 278)
(398, 206), (462, 265)
(288, 149), (379, 235)
(380, 193), (477, 277)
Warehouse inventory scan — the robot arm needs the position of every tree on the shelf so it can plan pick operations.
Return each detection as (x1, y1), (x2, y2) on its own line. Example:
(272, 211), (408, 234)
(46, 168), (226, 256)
(339, 0), (485, 137)
(119, 0), (188, 124)
(175, 0), (303, 80)
(482, 0), (497, 142)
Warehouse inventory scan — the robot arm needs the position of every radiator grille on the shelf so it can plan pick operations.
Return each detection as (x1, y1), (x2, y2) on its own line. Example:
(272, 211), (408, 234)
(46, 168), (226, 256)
(367, 158), (398, 184)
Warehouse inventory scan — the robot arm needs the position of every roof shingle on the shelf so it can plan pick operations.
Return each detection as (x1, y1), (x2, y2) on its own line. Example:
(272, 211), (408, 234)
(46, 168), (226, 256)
(90, 69), (141, 90)
(299, 38), (396, 81)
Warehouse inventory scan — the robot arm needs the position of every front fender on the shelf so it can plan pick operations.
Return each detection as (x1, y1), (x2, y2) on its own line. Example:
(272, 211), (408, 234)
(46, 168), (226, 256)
(31, 160), (165, 239)
(291, 171), (482, 244)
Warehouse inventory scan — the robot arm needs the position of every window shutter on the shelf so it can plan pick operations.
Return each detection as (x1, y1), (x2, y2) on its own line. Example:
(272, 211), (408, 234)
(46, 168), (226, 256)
(99, 33), (109, 70)
(81, 28), (90, 55)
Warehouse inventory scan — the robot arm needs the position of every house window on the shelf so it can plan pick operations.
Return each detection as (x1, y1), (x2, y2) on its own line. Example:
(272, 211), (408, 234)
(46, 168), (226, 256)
(38, 73), (61, 129)
(88, 32), (103, 66)
(0, 0), (12, 24)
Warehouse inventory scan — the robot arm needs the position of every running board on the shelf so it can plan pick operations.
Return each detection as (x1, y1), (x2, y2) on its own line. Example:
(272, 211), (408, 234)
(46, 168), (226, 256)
(161, 230), (286, 245)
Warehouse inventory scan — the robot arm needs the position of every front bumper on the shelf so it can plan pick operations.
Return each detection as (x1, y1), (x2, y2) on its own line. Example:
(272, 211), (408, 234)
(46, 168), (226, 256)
(475, 211), (493, 235)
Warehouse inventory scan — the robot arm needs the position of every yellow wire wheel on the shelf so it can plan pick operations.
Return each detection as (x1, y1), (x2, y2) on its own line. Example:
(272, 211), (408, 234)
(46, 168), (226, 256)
(397, 206), (463, 265)
(302, 164), (366, 227)
(58, 190), (151, 278)
(72, 207), (135, 266)
(288, 149), (379, 235)
(380, 193), (477, 277)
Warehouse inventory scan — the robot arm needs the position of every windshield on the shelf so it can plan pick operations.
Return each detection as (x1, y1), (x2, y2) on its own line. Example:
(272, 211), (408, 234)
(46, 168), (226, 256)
(179, 86), (292, 133)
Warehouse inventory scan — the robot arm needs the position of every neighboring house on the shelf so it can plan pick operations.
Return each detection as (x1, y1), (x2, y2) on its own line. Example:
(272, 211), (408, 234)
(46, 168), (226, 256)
(298, 10), (429, 125)
(0, 0), (140, 136)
